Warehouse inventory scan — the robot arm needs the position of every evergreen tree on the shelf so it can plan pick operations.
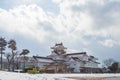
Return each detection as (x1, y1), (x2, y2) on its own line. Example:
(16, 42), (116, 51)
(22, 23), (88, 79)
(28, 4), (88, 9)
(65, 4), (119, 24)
(20, 49), (30, 69)
(8, 39), (17, 71)
(0, 37), (7, 70)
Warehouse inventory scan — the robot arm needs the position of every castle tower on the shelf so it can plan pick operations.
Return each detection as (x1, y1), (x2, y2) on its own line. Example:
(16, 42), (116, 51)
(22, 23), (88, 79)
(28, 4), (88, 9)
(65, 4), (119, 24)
(51, 43), (67, 55)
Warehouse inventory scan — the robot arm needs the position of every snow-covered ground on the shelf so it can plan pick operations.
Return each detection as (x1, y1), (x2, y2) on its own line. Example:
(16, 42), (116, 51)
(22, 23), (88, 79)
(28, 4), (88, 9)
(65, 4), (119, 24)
(0, 71), (74, 80)
(0, 71), (120, 80)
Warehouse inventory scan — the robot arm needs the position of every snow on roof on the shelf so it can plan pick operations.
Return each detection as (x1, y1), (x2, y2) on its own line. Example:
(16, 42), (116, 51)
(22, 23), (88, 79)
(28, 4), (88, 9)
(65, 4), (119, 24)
(33, 56), (54, 63)
(33, 56), (66, 63)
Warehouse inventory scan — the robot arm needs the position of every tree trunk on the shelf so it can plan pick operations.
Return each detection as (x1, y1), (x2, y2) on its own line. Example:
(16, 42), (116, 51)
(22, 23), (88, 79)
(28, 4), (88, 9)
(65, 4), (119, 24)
(0, 48), (3, 70)
(7, 54), (12, 71)
(12, 50), (14, 71)
(23, 55), (25, 69)
(8, 63), (10, 71)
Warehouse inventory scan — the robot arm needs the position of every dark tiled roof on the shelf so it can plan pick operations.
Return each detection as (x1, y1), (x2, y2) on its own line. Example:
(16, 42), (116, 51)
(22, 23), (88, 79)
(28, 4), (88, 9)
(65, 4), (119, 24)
(71, 57), (79, 60)
(53, 59), (65, 62)
(71, 57), (85, 62)
(66, 52), (86, 56)
(89, 55), (98, 60)
(90, 56), (94, 58)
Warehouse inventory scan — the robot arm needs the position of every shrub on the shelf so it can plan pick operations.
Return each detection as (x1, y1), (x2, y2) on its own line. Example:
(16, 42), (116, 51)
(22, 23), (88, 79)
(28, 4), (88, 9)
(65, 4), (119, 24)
(23, 67), (33, 72)
(39, 68), (45, 73)
(27, 68), (38, 74)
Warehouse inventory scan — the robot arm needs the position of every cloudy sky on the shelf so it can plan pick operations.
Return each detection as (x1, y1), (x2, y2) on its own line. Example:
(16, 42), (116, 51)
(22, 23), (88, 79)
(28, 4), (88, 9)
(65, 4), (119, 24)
(0, 0), (120, 64)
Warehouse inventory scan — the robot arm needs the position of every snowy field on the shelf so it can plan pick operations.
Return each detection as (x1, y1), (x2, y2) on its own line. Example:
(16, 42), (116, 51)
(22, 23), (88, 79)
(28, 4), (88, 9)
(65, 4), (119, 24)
(0, 71), (120, 80)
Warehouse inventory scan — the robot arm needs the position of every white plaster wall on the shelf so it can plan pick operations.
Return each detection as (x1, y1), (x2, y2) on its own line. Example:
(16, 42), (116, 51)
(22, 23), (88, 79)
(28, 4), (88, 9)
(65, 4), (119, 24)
(82, 56), (89, 61)
(85, 62), (98, 68)
(68, 60), (81, 72)
(37, 63), (45, 67)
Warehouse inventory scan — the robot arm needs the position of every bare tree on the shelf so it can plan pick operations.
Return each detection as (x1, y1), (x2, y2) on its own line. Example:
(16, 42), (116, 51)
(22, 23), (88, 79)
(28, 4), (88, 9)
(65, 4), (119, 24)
(4, 53), (12, 71)
(103, 58), (115, 68)
(5, 51), (18, 71)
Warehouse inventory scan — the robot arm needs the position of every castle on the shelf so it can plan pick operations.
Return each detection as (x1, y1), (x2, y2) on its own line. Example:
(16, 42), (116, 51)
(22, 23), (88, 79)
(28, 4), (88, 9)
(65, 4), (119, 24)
(33, 43), (100, 73)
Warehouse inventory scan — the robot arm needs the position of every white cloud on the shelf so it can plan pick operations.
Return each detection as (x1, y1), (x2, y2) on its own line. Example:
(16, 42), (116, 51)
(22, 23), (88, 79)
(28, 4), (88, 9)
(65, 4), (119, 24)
(98, 39), (119, 47)
(0, 0), (120, 62)
(4, 0), (42, 6)
(0, 0), (120, 48)
(52, 0), (62, 4)
(82, 48), (94, 55)
(0, 5), (49, 42)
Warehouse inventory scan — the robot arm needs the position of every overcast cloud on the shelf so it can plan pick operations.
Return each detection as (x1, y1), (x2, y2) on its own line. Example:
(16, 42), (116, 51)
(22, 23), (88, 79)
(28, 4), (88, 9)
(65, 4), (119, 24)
(0, 0), (120, 64)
